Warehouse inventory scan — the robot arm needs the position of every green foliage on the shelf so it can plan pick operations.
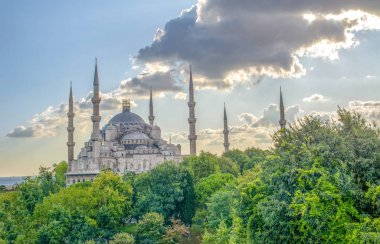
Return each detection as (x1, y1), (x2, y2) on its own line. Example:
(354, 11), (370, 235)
(366, 185), (380, 217)
(232, 110), (380, 243)
(136, 212), (165, 243)
(244, 147), (268, 171)
(19, 162), (68, 214)
(110, 232), (135, 244)
(133, 162), (195, 225)
(206, 190), (234, 229)
(33, 171), (133, 242)
(195, 173), (235, 207)
(53, 161), (68, 188)
(216, 157), (240, 176)
(202, 219), (230, 244)
(182, 152), (220, 183)
(223, 149), (249, 175)
(1, 109), (379, 243)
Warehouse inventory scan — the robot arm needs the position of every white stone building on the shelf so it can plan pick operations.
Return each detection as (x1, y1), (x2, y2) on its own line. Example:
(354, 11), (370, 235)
(66, 60), (182, 185)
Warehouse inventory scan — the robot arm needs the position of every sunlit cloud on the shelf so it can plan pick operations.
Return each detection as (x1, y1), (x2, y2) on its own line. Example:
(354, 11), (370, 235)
(303, 94), (329, 103)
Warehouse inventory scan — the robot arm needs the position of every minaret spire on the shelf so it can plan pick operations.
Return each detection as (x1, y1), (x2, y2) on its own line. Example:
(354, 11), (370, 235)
(91, 58), (101, 140)
(188, 65), (197, 155)
(223, 103), (230, 153)
(91, 58), (102, 165)
(148, 87), (155, 126)
(67, 81), (75, 171)
(279, 87), (286, 129)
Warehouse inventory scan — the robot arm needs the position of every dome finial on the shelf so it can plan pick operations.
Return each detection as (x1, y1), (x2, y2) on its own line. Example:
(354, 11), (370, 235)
(122, 99), (131, 112)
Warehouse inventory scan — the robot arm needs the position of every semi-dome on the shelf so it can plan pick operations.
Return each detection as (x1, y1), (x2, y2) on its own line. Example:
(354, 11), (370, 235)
(109, 111), (145, 125)
(122, 131), (150, 140)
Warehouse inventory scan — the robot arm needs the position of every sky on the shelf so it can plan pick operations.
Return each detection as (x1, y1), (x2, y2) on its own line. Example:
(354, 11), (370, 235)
(1, 0), (380, 176)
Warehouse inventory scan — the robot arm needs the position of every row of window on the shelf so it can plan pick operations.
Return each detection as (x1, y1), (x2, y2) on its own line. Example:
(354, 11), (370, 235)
(121, 139), (151, 145)
(111, 149), (160, 157)
(72, 178), (93, 184)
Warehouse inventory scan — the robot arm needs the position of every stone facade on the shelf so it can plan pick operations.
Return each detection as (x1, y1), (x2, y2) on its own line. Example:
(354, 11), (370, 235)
(66, 61), (182, 185)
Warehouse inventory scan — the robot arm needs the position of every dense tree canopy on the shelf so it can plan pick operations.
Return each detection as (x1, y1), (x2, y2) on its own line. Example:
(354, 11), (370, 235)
(133, 162), (195, 225)
(1, 109), (379, 243)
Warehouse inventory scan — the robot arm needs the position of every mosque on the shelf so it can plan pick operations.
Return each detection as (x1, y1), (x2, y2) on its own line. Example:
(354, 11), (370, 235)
(65, 60), (286, 185)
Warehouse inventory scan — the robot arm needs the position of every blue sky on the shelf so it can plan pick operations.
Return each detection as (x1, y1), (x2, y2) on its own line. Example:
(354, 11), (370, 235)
(0, 0), (195, 135)
(1, 0), (380, 176)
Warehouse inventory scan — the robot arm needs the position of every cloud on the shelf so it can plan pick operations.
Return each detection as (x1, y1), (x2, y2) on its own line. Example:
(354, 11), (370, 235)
(238, 113), (257, 125)
(365, 75), (376, 79)
(174, 92), (187, 100)
(5, 94), (126, 138)
(122, 70), (182, 96)
(245, 104), (302, 127)
(79, 92), (123, 111)
(6, 126), (35, 138)
(303, 94), (329, 103)
(136, 0), (380, 89)
(348, 100), (380, 123)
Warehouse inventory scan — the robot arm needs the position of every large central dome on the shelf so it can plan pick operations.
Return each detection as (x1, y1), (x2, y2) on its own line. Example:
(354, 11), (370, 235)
(109, 111), (146, 125)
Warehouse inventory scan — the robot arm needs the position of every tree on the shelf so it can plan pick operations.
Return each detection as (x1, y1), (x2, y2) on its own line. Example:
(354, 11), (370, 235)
(33, 171), (133, 242)
(244, 147), (268, 171)
(133, 162), (195, 224)
(223, 149), (249, 175)
(110, 233), (135, 244)
(217, 157), (240, 176)
(53, 161), (68, 188)
(230, 111), (380, 243)
(182, 152), (220, 183)
(162, 219), (190, 244)
(136, 212), (165, 243)
(195, 173), (235, 207)
(206, 190), (234, 229)
(202, 219), (230, 244)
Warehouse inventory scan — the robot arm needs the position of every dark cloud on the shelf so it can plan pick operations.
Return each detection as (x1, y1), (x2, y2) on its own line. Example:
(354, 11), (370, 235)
(79, 92), (122, 111)
(117, 70), (183, 97)
(136, 0), (380, 88)
(6, 126), (34, 138)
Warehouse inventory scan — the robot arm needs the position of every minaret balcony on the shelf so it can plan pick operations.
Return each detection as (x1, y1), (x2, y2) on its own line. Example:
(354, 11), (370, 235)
(91, 116), (101, 123)
(188, 118), (197, 123)
(92, 97), (101, 103)
(67, 142), (75, 147)
(188, 102), (196, 107)
(188, 135), (197, 140)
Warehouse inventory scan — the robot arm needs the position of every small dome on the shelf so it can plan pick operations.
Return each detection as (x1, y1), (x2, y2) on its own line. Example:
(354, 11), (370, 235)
(152, 125), (161, 130)
(109, 111), (145, 125)
(105, 124), (117, 130)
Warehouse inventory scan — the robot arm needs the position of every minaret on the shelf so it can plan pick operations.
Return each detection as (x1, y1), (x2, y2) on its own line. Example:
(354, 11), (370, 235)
(67, 81), (75, 171)
(91, 58), (102, 165)
(279, 87), (287, 129)
(148, 87), (155, 126)
(223, 103), (230, 153)
(188, 65), (197, 155)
